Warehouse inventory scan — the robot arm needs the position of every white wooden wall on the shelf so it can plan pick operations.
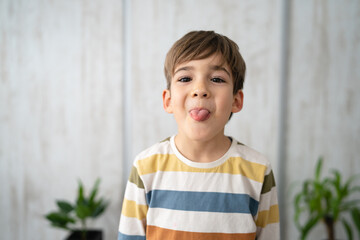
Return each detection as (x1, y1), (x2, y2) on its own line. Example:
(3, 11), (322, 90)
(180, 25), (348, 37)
(285, 0), (360, 238)
(1, 0), (359, 239)
(0, 0), (124, 239)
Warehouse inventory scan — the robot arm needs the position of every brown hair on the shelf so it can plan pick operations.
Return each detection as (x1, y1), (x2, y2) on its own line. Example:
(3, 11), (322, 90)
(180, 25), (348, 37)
(164, 31), (246, 93)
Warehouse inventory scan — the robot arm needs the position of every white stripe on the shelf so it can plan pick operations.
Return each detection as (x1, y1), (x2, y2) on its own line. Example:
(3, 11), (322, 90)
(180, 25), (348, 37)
(147, 208), (257, 234)
(135, 140), (174, 162)
(119, 214), (146, 236)
(264, 165), (272, 175)
(141, 171), (262, 200)
(256, 222), (280, 239)
(124, 181), (147, 205)
(258, 187), (278, 212)
(231, 144), (270, 166)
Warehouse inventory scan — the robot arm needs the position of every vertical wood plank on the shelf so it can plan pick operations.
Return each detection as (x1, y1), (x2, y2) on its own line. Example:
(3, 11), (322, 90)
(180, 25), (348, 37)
(0, 0), (123, 239)
(285, 1), (360, 238)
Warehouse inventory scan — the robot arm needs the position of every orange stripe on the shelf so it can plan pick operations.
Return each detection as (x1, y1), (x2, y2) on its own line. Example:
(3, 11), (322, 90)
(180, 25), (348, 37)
(147, 225), (256, 240)
(255, 205), (280, 228)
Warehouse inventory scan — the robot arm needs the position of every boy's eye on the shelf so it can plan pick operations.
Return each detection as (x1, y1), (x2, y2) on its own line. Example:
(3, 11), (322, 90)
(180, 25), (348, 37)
(179, 77), (191, 82)
(211, 78), (225, 83)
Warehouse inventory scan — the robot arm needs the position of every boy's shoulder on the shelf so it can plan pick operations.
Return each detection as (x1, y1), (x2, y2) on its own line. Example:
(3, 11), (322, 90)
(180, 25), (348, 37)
(230, 138), (270, 167)
(134, 137), (173, 161)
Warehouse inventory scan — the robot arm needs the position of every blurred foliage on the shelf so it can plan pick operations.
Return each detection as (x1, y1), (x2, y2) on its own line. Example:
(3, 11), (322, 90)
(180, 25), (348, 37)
(293, 157), (360, 240)
(45, 178), (109, 238)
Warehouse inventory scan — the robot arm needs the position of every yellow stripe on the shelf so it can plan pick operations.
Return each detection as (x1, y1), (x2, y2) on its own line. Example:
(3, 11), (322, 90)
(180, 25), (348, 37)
(121, 198), (148, 220)
(137, 154), (266, 182)
(255, 205), (279, 228)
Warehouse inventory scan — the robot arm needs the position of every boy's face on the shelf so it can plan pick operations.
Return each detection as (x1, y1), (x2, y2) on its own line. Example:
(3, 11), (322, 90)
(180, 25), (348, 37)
(163, 53), (243, 142)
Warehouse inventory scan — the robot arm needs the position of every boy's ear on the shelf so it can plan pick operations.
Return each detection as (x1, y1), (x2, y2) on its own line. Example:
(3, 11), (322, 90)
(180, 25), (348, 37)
(232, 90), (244, 113)
(162, 89), (173, 113)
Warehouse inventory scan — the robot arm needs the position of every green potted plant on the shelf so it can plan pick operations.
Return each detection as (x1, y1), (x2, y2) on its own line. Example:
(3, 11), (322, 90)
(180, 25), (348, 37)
(45, 178), (109, 240)
(293, 157), (360, 240)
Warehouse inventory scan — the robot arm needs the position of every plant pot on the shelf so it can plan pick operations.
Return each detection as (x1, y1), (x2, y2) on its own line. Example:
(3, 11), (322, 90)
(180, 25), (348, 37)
(66, 230), (102, 240)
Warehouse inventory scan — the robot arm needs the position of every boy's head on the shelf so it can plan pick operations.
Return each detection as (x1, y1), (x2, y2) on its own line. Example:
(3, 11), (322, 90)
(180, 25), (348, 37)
(164, 31), (246, 94)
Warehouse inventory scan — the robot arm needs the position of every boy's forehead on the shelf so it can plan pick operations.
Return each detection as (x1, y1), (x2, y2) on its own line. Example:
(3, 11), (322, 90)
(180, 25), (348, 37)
(173, 53), (230, 75)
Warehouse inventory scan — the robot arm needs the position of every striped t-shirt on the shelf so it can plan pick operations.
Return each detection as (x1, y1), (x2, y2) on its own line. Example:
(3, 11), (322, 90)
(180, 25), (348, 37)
(118, 136), (280, 240)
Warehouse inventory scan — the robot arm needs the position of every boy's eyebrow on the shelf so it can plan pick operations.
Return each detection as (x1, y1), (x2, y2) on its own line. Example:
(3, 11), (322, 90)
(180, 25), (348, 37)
(210, 65), (231, 77)
(174, 66), (194, 75)
(174, 65), (231, 77)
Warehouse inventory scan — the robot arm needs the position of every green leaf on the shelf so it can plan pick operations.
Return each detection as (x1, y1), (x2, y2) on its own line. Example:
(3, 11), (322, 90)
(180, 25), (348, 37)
(45, 212), (75, 229)
(75, 204), (92, 220)
(351, 208), (360, 237)
(333, 171), (341, 187)
(91, 199), (109, 218)
(341, 218), (353, 240)
(57, 200), (74, 214)
(301, 216), (321, 240)
(77, 180), (85, 205)
(345, 174), (360, 189)
(340, 200), (360, 212)
(294, 194), (304, 229)
(89, 178), (101, 203)
(349, 186), (360, 194)
(315, 157), (323, 181)
(92, 204), (105, 218)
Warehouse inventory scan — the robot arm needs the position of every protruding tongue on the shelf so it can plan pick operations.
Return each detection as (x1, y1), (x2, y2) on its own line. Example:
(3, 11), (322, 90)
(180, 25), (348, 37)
(189, 109), (210, 121)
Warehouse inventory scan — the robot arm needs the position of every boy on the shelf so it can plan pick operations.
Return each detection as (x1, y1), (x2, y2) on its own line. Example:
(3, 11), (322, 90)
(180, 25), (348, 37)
(118, 31), (279, 240)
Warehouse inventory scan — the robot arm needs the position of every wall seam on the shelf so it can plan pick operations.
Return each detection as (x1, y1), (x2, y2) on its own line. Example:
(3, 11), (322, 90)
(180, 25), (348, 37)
(278, 0), (291, 239)
(122, 0), (132, 186)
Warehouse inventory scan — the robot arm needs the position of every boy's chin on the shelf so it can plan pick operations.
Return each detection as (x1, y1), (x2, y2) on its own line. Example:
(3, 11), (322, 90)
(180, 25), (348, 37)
(180, 129), (225, 143)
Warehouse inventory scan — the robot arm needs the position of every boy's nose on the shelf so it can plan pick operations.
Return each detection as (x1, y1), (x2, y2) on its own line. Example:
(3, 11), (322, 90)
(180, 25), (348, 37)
(191, 88), (209, 98)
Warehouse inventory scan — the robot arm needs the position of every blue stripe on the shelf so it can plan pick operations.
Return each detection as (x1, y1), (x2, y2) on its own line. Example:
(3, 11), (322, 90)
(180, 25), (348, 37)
(146, 190), (258, 216)
(118, 232), (145, 240)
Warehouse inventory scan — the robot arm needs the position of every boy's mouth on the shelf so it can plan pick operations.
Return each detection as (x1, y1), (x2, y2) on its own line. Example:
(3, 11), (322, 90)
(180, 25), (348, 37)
(189, 108), (210, 121)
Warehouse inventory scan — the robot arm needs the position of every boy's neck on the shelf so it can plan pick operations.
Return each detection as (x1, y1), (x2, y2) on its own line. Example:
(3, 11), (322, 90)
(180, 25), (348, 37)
(174, 133), (232, 163)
